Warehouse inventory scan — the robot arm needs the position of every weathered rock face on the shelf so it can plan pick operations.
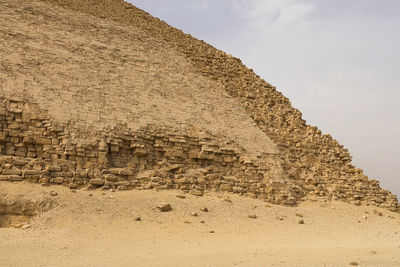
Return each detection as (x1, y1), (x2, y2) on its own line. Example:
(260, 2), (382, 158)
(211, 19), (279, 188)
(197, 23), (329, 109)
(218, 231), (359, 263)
(0, 0), (398, 211)
(0, 97), (294, 204)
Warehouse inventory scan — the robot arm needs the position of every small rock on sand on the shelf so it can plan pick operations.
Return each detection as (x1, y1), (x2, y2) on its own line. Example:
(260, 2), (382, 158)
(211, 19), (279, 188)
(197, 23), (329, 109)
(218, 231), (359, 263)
(157, 203), (172, 212)
(176, 195), (186, 199)
(200, 206), (208, 212)
(190, 190), (203, 196)
(21, 224), (31, 230)
(50, 191), (58, 196)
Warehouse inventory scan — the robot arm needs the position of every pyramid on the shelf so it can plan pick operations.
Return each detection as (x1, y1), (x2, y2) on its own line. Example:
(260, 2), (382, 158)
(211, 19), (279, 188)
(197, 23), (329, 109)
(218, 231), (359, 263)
(0, 0), (398, 211)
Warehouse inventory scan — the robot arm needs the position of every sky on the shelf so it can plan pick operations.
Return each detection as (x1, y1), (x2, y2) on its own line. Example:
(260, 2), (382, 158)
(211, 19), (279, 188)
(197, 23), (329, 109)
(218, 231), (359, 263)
(131, 0), (400, 197)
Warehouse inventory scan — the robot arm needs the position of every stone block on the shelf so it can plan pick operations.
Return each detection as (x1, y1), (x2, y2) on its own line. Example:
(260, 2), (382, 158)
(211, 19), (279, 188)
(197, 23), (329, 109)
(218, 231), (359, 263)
(35, 138), (52, 145)
(90, 178), (104, 186)
(50, 177), (64, 184)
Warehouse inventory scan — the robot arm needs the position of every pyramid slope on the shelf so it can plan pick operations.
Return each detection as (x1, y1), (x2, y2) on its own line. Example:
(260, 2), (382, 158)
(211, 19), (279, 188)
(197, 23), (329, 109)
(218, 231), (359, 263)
(0, 0), (398, 210)
(0, 0), (275, 157)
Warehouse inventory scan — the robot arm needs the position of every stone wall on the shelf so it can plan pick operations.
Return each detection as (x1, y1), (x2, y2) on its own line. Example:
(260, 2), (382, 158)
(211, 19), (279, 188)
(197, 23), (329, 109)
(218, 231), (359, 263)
(0, 96), (301, 204)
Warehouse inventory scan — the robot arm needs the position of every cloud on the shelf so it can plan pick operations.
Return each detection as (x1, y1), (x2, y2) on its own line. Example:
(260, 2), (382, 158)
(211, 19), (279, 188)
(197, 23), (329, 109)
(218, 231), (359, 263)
(233, 0), (317, 34)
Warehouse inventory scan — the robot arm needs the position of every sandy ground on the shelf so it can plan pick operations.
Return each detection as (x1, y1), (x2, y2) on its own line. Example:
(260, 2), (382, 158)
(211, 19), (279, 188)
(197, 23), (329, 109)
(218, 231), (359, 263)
(0, 182), (399, 267)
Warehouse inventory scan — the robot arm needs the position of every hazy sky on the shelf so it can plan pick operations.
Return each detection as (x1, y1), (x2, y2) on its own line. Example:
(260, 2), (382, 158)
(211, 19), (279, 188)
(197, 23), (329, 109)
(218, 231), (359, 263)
(131, 0), (400, 197)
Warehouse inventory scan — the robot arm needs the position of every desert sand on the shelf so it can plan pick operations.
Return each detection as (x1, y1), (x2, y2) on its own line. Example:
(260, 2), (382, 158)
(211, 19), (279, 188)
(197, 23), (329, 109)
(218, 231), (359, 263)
(1, 183), (399, 267)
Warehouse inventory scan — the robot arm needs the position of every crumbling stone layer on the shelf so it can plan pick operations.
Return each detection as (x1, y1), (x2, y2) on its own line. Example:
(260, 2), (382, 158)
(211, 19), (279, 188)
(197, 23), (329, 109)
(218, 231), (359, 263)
(0, 94), (397, 210)
(0, 97), (302, 204)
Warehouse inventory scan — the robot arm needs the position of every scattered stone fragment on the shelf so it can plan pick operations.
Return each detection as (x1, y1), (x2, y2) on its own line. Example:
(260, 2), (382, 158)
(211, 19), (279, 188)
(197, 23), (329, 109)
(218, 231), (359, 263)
(349, 262), (358, 266)
(69, 183), (78, 189)
(50, 191), (58, 196)
(373, 210), (383, 216)
(264, 204), (272, 208)
(89, 193), (93, 197)
(224, 198), (232, 203)
(176, 195), (186, 199)
(362, 216), (367, 219)
(190, 190), (203, 196)
(308, 196), (317, 202)
(184, 221), (191, 224)
(21, 224), (31, 230)
(191, 212), (198, 217)
(248, 214), (257, 219)
(209, 230), (215, 233)
(200, 220), (205, 224)
(71, 189), (77, 193)
(157, 203), (172, 212)
(51, 177), (64, 184)
(369, 250), (377, 255)
(135, 217), (141, 221)
(295, 213), (303, 217)
(200, 206), (208, 212)
(298, 219), (305, 224)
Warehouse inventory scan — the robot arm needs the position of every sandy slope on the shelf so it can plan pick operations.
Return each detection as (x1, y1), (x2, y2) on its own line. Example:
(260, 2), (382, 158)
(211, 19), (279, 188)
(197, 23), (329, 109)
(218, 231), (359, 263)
(1, 182), (399, 267)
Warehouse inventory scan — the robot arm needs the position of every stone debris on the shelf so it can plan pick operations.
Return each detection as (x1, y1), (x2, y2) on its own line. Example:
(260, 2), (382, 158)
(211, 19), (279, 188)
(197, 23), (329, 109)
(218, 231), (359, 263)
(21, 224), (31, 230)
(298, 219), (305, 224)
(135, 216), (141, 221)
(350, 262), (359, 266)
(190, 190), (203, 197)
(176, 195), (186, 199)
(248, 214), (257, 219)
(156, 203), (172, 212)
(50, 191), (58, 197)
(191, 212), (198, 217)
(200, 206), (208, 212)
(374, 210), (383, 216)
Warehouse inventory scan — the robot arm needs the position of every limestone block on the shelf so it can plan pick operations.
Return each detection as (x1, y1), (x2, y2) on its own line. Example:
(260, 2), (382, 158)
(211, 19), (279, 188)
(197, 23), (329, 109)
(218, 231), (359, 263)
(90, 178), (104, 186)
(47, 166), (61, 172)
(50, 177), (64, 184)
(35, 138), (52, 145)
(220, 184), (233, 192)
(2, 169), (22, 176)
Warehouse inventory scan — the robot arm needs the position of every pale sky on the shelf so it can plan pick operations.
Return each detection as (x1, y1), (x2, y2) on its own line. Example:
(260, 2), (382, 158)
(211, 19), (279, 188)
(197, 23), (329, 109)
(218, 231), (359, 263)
(131, 0), (400, 197)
